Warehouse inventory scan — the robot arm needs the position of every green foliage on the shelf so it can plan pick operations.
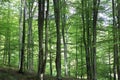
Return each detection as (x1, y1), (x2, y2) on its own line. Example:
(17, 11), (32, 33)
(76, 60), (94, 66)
(0, 0), (118, 80)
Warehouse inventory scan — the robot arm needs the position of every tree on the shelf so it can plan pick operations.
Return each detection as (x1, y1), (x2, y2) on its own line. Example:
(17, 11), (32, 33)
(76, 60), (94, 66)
(61, 0), (68, 76)
(1, 0), (120, 80)
(26, 0), (36, 71)
(92, 0), (100, 79)
(37, 0), (45, 79)
(116, 0), (120, 79)
(112, 0), (118, 79)
(53, 0), (61, 79)
(81, 0), (100, 79)
(81, 0), (92, 79)
(19, 0), (26, 73)
(42, 0), (49, 74)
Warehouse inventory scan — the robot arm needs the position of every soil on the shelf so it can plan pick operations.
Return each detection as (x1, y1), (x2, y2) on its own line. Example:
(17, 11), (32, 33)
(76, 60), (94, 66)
(0, 68), (82, 80)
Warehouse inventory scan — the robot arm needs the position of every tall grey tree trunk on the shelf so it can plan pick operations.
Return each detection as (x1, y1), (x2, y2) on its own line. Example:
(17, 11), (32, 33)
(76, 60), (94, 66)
(61, 0), (68, 76)
(19, 0), (26, 73)
(27, 0), (33, 71)
(19, 0), (23, 69)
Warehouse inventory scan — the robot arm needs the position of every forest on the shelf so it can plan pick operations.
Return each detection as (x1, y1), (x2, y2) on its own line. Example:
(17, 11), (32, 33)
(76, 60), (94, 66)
(0, 0), (120, 80)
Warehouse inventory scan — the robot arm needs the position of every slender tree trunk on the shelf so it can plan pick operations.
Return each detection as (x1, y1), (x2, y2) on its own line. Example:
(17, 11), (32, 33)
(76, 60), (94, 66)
(81, 0), (92, 79)
(27, 0), (35, 71)
(37, 0), (45, 79)
(80, 39), (83, 79)
(49, 46), (53, 76)
(61, 0), (68, 76)
(53, 0), (61, 79)
(92, 0), (100, 79)
(106, 31), (112, 80)
(112, 0), (117, 79)
(75, 26), (78, 78)
(108, 40), (112, 80)
(117, 0), (120, 79)
(42, 0), (49, 75)
(19, 0), (23, 69)
(7, 3), (11, 66)
(19, 0), (26, 73)
(3, 33), (7, 65)
(68, 60), (70, 76)
(49, 21), (53, 76)
(8, 31), (10, 66)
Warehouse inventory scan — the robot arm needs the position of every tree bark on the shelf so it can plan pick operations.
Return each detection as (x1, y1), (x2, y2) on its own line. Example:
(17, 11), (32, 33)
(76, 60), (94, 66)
(27, 0), (35, 71)
(81, 0), (92, 79)
(112, 0), (117, 79)
(49, 22), (53, 76)
(75, 25), (78, 78)
(19, 0), (23, 69)
(37, 0), (45, 79)
(19, 0), (26, 73)
(116, 0), (120, 79)
(92, 0), (100, 79)
(53, 0), (61, 79)
(42, 0), (49, 75)
(61, 0), (68, 76)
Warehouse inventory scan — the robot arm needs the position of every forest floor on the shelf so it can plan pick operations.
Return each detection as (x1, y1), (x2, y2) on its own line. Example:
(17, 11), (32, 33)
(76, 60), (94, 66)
(0, 67), (82, 80)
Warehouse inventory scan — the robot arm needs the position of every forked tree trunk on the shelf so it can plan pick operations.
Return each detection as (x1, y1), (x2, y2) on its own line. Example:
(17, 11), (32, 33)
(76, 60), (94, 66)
(81, 0), (92, 79)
